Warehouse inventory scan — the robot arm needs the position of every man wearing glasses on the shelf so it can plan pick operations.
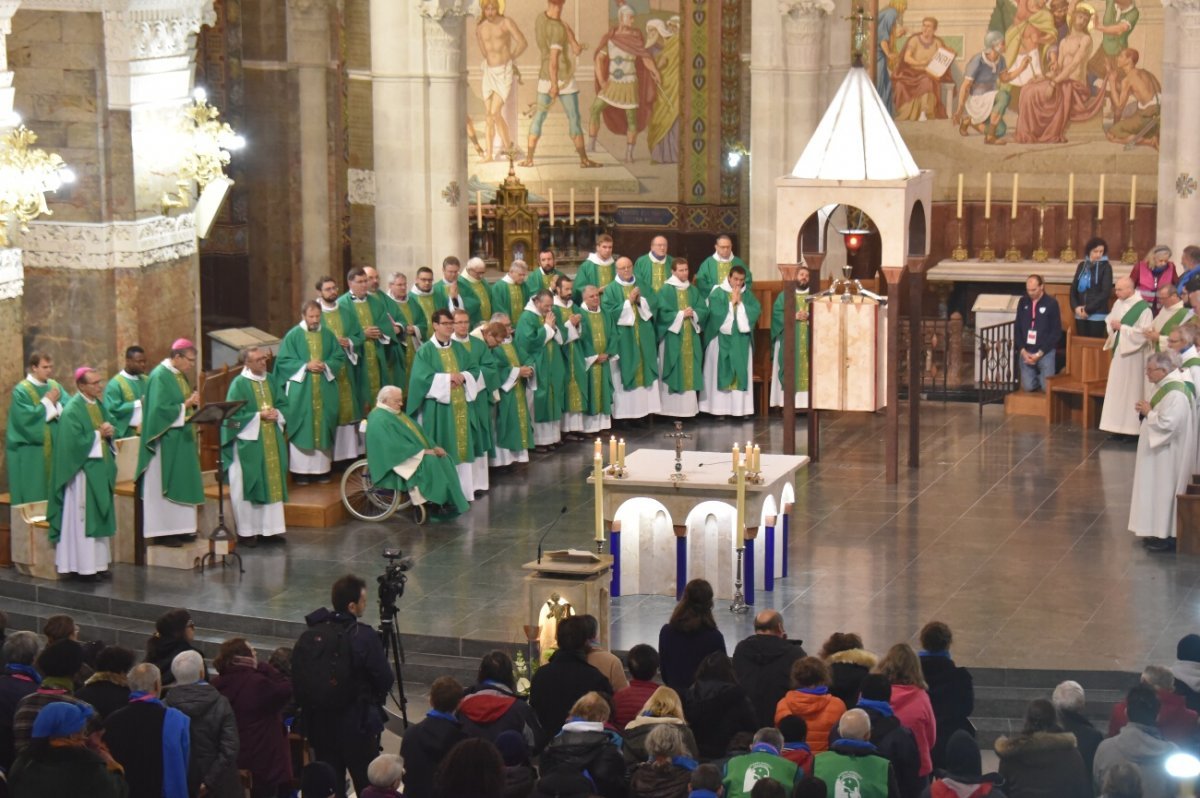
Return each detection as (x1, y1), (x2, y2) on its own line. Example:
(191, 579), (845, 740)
(135, 339), (203, 546)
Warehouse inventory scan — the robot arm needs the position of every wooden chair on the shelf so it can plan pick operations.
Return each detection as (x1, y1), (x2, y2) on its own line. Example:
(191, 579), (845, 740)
(1046, 331), (1109, 427)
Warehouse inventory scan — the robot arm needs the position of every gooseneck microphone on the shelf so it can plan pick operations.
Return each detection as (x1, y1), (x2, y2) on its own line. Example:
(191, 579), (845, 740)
(536, 505), (570, 564)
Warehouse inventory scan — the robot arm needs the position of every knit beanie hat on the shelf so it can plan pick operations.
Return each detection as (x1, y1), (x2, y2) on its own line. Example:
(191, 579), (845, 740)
(494, 729), (529, 766)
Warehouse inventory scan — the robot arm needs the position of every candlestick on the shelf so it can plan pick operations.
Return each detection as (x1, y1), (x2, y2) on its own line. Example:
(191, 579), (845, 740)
(735, 458), (746, 547)
(594, 438), (602, 461)
(956, 173), (963, 219)
(593, 187), (600, 223)
(618, 439), (626, 468)
(731, 443), (740, 477)
(1010, 173), (1019, 220)
(1128, 175), (1137, 221)
(753, 444), (761, 472)
(548, 188), (555, 226)
(570, 187), (576, 226)
(1060, 213), (1077, 263)
(1097, 174), (1105, 221)
(1122, 217), (1137, 264)
(609, 435), (617, 465)
(1032, 201), (1049, 263)
(594, 454), (604, 544)
(1067, 173), (1075, 220)
(476, 190), (483, 227)
(979, 216), (995, 262)
(984, 172), (992, 219)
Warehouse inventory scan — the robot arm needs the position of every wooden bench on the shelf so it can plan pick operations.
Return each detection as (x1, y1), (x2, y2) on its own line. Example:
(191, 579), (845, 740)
(1046, 332), (1109, 427)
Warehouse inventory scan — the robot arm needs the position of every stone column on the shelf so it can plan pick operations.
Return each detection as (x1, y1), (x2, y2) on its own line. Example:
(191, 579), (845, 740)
(0, 0), (18, 124)
(422, 6), (468, 263)
(1161, 0), (1200, 255)
(287, 0), (335, 295)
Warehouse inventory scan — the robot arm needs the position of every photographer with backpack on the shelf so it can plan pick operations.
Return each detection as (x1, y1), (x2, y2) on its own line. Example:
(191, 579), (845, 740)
(294, 574), (395, 798)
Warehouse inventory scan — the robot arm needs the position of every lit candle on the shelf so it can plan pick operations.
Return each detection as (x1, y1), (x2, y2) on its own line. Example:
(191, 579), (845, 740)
(609, 435), (617, 465)
(594, 438), (602, 462)
(548, 188), (555, 226)
(753, 444), (761, 472)
(617, 438), (626, 468)
(476, 190), (483, 227)
(1097, 174), (1105, 221)
(1010, 173), (1019, 220)
(736, 457), (746, 547)
(594, 453), (604, 543)
(569, 188), (576, 226)
(984, 172), (992, 220)
(1067, 173), (1075, 220)
(732, 442), (740, 475)
(956, 173), (963, 220)
(1129, 175), (1137, 221)
(593, 187), (600, 223)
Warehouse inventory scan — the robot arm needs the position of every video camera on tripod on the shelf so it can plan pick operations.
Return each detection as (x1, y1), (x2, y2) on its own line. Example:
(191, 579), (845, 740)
(378, 547), (414, 611)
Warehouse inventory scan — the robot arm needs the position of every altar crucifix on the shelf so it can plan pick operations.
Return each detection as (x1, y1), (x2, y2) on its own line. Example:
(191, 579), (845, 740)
(664, 421), (691, 481)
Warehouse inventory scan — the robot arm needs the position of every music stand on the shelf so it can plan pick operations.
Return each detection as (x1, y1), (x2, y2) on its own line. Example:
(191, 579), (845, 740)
(188, 400), (246, 574)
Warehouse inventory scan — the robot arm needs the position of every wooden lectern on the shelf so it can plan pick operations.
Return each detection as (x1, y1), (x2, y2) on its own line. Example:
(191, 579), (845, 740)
(523, 552), (613, 660)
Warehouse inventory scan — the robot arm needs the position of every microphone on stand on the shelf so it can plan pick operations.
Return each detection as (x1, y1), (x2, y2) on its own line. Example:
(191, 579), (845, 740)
(536, 506), (570, 564)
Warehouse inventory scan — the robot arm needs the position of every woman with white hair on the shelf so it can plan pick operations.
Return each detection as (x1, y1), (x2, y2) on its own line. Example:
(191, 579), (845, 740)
(1051, 680), (1103, 788)
(362, 753), (405, 798)
(628, 723), (697, 798)
(163, 650), (242, 798)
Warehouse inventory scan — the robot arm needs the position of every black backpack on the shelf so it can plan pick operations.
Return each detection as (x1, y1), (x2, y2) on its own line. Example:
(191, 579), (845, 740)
(292, 618), (357, 710)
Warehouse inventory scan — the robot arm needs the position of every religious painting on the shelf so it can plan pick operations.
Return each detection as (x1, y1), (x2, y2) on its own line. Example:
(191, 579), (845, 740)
(868, 0), (1162, 201)
(466, 0), (684, 205)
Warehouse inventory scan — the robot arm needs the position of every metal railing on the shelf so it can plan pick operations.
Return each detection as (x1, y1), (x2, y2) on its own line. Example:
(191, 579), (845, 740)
(976, 320), (1018, 413)
(899, 316), (973, 399)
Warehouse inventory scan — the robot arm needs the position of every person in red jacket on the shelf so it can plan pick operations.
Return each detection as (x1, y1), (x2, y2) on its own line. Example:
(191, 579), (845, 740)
(877, 643), (937, 778)
(778, 714), (814, 775)
(613, 644), (660, 730)
(1108, 664), (1199, 744)
(456, 650), (544, 751)
(774, 657), (846, 754)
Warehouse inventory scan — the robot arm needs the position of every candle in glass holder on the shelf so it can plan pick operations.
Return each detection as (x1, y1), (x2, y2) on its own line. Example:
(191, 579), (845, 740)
(1010, 173), (1019, 220)
(984, 172), (992, 219)
(1097, 174), (1105, 220)
(548, 188), (555, 226)
(956, 173), (963, 219)
(1067, 173), (1075, 220)
(1129, 175), (1137, 221)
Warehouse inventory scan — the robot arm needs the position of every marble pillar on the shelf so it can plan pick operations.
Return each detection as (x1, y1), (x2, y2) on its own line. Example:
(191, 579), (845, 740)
(0, 0), (18, 123)
(1161, 0), (1200, 255)
(749, 0), (831, 267)
(287, 0), (335, 296)
(423, 9), (468, 263)
(0, 249), (23, 486)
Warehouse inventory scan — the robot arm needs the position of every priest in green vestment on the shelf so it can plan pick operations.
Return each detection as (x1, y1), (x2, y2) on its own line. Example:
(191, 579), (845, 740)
(516, 290), (567, 449)
(482, 319), (535, 466)
(601, 257), (662, 419)
(276, 301), (348, 483)
(410, 267), (439, 340)
(491, 260), (531, 322)
(222, 346), (289, 544)
(339, 267), (395, 418)
(770, 267), (811, 410)
(699, 266), (761, 417)
(695, 234), (753, 297)
(136, 339), (203, 541)
(366, 265), (408, 387)
(579, 286), (615, 433)
(655, 258), (706, 418)
(365, 386), (468, 516)
(102, 345), (147, 439)
(431, 256), (468, 321)
(47, 367), (115, 580)
(552, 276), (591, 438)
(573, 235), (617, 304)
(526, 250), (566, 296)
(634, 235), (674, 294)
(406, 307), (479, 500)
(452, 309), (493, 497)
(386, 271), (428, 389)
(318, 275), (368, 462)
(6, 352), (64, 505)
(460, 258), (494, 327)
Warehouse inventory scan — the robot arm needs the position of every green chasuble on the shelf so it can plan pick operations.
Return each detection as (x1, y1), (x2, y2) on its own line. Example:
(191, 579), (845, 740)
(405, 339), (474, 464)
(771, 289), (811, 393)
(321, 303), (366, 425)
(102, 372), (145, 439)
(373, 289), (407, 387)
(459, 274), (493, 327)
(491, 277), (530, 323)
(47, 395), (116, 543)
(486, 341), (535, 451)
(655, 280), (708, 393)
(703, 285), (763, 391)
(409, 288), (438, 339)
(338, 292), (394, 414)
(516, 308), (566, 423)
(457, 334), (495, 459)
(580, 309), (615, 416)
(634, 254), (674, 293)
(554, 302), (590, 414)
(5, 377), (64, 504)
(695, 255), (752, 298)
(135, 362), (204, 505)
(221, 374), (288, 505)
(573, 257), (616, 304)
(431, 280), (464, 321)
(525, 267), (565, 297)
(275, 323), (347, 451)
(601, 278), (660, 390)
(391, 296), (427, 389)
(364, 406), (469, 514)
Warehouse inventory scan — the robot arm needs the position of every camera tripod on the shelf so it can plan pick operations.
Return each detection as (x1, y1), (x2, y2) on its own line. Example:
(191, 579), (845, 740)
(378, 600), (410, 729)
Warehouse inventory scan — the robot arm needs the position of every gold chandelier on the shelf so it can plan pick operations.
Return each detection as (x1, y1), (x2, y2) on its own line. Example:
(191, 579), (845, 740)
(161, 88), (245, 212)
(0, 123), (76, 247)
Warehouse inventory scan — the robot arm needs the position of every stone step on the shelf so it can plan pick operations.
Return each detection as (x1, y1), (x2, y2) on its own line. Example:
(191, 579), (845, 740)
(970, 667), (1138, 692)
(973, 685), (1122, 725)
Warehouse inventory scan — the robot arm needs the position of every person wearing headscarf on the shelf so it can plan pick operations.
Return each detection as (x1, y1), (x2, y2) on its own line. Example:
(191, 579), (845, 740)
(8, 701), (128, 798)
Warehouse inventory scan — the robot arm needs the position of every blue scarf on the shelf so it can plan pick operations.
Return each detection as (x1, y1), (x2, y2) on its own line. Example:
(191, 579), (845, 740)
(690, 792), (721, 798)
(6, 664), (41, 684)
(919, 649), (951, 659)
(427, 709), (459, 724)
(129, 692), (189, 798)
(784, 741), (811, 754)
(797, 686), (829, 695)
(1077, 260), (1101, 293)
(834, 738), (878, 754)
(751, 742), (781, 756)
(857, 698), (894, 717)
(671, 755), (698, 770)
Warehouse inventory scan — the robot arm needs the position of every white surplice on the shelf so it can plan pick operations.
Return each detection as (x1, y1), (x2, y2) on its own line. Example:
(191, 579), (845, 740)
(56, 413), (111, 575)
(1128, 373), (1196, 539)
(417, 337), (478, 500)
(228, 369), (287, 538)
(610, 281), (662, 419)
(1099, 296), (1154, 435)
(699, 284), (754, 417)
(143, 359), (198, 538)
(657, 276), (700, 418)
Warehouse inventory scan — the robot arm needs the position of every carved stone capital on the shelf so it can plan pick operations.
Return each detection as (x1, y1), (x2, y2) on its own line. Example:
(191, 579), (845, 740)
(423, 12), (465, 75)
(417, 0), (472, 21)
(103, 0), (215, 63)
(287, 0), (338, 18)
(779, 0), (835, 19)
(0, 247), (23, 301)
(18, 214), (197, 271)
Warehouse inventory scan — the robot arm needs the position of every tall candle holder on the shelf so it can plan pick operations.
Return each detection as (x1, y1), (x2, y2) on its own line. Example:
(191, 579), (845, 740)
(1122, 217), (1137, 263)
(730, 547), (749, 614)
(1032, 201), (1049, 263)
(978, 218), (996, 262)
(1004, 214), (1022, 262)
(952, 218), (968, 261)
(605, 463), (627, 479)
(1060, 214), (1076, 262)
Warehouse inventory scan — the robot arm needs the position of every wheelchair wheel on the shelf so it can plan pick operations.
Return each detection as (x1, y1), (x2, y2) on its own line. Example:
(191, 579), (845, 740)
(412, 504), (428, 525)
(341, 459), (405, 521)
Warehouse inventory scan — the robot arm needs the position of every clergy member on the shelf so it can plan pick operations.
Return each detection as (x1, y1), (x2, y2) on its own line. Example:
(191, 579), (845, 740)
(655, 257), (705, 418)
(573, 234), (617, 304)
(452, 309), (493, 496)
(47, 367), (115, 581)
(410, 267), (439, 339)
(318, 275), (367, 461)
(491, 259), (531, 322)
(695, 234), (752, 297)
(1145, 282), (1194, 352)
(526, 248), (565, 296)
(6, 352), (64, 505)
(554, 275), (590, 440)
(484, 318), (535, 466)
(635, 235), (674, 293)
(365, 386), (469, 516)
(579, 285), (615, 434)
(340, 267), (394, 418)
(406, 308), (479, 499)
(770, 266), (812, 410)
(516, 289), (566, 450)
(461, 257), (495, 327)
(365, 265), (406, 387)
(1100, 276), (1154, 436)
(1129, 351), (1196, 553)
(103, 345), (147, 439)
(387, 271), (427, 390)
(277, 301), (346, 485)
(700, 265), (761, 417)
(602, 256), (661, 419)
(136, 339), (203, 545)
(432, 256), (467, 316)
(222, 346), (288, 546)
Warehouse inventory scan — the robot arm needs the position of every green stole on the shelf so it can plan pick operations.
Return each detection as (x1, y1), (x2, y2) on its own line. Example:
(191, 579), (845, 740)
(84, 401), (112, 468)
(507, 282), (524, 318)
(586, 310), (609, 407)
(779, 290), (810, 391)
(499, 342), (533, 449)
(675, 289), (698, 390)
(555, 305), (585, 413)
(1156, 307), (1192, 350)
(465, 278), (493, 322)
(350, 299), (384, 403)
(21, 379), (60, 488)
(412, 292), (436, 336)
(620, 283), (647, 387)
(114, 374), (137, 403)
(593, 260), (615, 290)
(435, 346), (471, 462)
(397, 411), (432, 447)
(1151, 379), (1190, 407)
(1114, 299), (1150, 349)
(302, 329), (325, 444)
(322, 308), (356, 424)
(248, 378), (284, 503)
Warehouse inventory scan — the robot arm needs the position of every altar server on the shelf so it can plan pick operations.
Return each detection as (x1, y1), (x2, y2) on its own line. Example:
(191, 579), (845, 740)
(602, 256), (661, 419)
(222, 346), (288, 545)
(47, 367), (115, 580)
(103, 346), (147, 439)
(770, 266), (812, 409)
(700, 265), (761, 417)
(6, 352), (64, 504)
(655, 257), (705, 418)
(516, 289), (566, 450)
(1100, 276), (1155, 436)
(276, 301), (347, 484)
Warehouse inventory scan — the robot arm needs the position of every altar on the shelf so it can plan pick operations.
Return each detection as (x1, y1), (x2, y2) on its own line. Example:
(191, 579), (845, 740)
(591, 448), (808, 603)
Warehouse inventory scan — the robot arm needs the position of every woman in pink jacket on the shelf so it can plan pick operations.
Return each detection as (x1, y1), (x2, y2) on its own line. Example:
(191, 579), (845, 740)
(876, 643), (937, 778)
